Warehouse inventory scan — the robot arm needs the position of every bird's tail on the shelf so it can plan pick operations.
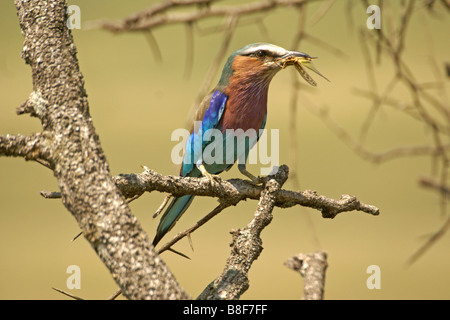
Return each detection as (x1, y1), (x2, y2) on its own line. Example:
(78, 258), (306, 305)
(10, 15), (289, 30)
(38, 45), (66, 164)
(152, 195), (195, 246)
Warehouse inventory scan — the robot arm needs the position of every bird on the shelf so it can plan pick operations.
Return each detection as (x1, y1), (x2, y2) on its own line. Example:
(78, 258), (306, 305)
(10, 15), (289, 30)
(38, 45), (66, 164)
(152, 43), (327, 246)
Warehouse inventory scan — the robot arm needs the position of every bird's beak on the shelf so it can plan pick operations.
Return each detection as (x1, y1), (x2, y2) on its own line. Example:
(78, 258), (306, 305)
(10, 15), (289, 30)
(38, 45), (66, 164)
(280, 51), (315, 60)
(277, 50), (330, 85)
(278, 51), (314, 68)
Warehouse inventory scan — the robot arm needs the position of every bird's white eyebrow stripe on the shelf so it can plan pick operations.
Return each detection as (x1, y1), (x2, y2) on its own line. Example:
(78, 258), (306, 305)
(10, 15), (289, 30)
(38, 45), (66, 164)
(241, 44), (287, 56)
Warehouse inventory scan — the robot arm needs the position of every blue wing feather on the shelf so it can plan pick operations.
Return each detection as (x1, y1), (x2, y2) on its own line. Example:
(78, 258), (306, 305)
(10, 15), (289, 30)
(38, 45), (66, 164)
(182, 90), (227, 177)
(202, 90), (228, 132)
(153, 90), (228, 246)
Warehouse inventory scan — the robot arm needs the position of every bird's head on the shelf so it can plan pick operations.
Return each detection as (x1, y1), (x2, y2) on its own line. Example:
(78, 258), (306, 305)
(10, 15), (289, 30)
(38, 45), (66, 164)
(218, 43), (328, 89)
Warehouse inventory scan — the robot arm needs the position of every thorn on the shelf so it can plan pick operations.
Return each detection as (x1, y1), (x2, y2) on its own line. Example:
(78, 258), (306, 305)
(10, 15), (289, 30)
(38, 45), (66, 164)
(187, 232), (194, 252)
(40, 191), (62, 199)
(52, 287), (84, 300)
(168, 247), (191, 260)
(71, 232), (83, 242)
(126, 193), (142, 204)
(153, 194), (172, 218)
(107, 288), (122, 300)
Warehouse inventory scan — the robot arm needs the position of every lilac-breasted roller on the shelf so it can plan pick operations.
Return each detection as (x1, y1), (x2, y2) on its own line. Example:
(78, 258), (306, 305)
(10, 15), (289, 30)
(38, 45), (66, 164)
(152, 43), (327, 246)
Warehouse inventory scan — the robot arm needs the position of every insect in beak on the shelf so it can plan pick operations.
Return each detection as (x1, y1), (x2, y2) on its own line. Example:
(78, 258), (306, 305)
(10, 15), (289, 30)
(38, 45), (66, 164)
(279, 51), (330, 87)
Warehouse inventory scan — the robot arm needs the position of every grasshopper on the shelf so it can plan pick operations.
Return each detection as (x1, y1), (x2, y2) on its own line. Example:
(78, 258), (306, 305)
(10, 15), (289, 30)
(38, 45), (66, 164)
(282, 55), (329, 87)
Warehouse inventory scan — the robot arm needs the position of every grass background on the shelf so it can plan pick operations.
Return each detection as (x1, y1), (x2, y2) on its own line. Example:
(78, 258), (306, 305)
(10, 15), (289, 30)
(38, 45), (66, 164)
(0, 0), (449, 299)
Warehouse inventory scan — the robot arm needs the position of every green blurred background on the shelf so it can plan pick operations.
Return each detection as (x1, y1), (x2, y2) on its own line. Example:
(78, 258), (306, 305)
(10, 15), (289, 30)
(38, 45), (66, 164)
(0, 0), (449, 299)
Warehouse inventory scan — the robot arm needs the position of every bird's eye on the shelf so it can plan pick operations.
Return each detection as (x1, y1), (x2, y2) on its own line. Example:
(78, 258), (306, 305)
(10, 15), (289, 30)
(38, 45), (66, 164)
(255, 50), (266, 58)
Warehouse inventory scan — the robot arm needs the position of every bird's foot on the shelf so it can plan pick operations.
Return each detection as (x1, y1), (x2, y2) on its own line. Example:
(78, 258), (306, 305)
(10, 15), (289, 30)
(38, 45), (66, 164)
(254, 175), (265, 184)
(238, 164), (262, 184)
(203, 170), (222, 183)
(197, 163), (221, 183)
(248, 174), (262, 184)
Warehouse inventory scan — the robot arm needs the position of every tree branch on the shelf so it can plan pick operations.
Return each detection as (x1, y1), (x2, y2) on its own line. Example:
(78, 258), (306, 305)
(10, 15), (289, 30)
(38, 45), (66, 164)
(88, 0), (309, 33)
(420, 176), (450, 196)
(197, 167), (289, 299)
(285, 251), (328, 300)
(42, 164), (380, 220)
(43, 164), (379, 258)
(0, 133), (51, 162)
(113, 165), (380, 219)
(10, 0), (188, 300)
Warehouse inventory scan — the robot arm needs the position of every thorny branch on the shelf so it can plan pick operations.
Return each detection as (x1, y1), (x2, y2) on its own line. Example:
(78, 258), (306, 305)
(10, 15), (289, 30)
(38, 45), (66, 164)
(197, 167), (289, 299)
(112, 165), (379, 217)
(39, 164), (378, 254)
(115, 165), (378, 251)
(41, 161), (377, 300)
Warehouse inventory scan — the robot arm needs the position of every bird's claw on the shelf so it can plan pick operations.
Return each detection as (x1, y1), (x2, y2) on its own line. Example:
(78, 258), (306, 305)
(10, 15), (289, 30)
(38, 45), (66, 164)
(203, 171), (221, 183)
(197, 163), (221, 183)
(238, 164), (262, 184)
(248, 175), (262, 184)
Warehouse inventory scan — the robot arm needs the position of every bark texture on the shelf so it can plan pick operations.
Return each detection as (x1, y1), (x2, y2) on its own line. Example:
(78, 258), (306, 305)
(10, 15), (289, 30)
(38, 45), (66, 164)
(11, 0), (188, 300)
